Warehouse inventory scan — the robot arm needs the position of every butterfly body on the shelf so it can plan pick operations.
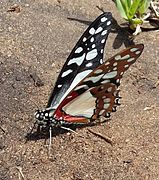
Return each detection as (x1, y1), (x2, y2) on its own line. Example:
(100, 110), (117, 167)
(35, 107), (90, 128)
(34, 12), (144, 129)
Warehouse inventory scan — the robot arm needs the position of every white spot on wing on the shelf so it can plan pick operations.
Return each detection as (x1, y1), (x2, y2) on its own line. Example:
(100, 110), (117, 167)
(121, 54), (131, 60)
(104, 98), (111, 102)
(113, 62), (118, 66)
(94, 69), (103, 74)
(83, 74), (103, 83)
(107, 87), (112, 92)
(104, 103), (109, 109)
(68, 53), (85, 66)
(61, 69), (73, 77)
(92, 44), (95, 48)
(101, 17), (107, 22)
(107, 21), (111, 25)
(101, 39), (105, 43)
(101, 30), (107, 36)
(100, 86), (104, 90)
(130, 48), (138, 52)
(89, 27), (95, 35)
(115, 54), (130, 60)
(75, 47), (83, 53)
(86, 62), (93, 67)
(45, 112), (49, 117)
(83, 37), (87, 42)
(103, 71), (117, 79)
(90, 37), (94, 42)
(86, 49), (98, 60)
(95, 27), (103, 34)
(58, 84), (62, 88)
(99, 109), (105, 115)
(101, 80), (110, 84)
(124, 64), (129, 68)
(100, 59), (103, 64)
(135, 50), (141, 55)
(105, 62), (110, 66)
(35, 113), (39, 118)
(116, 79), (120, 83)
(74, 84), (89, 91)
(127, 57), (135, 62)
(115, 55), (121, 60)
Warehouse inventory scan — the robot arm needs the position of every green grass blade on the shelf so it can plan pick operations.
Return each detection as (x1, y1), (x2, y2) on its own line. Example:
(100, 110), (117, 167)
(115, 0), (128, 19)
(138, 0), (151, 15)
(129, 0), (141, 19)
(126, 0), (131, 8)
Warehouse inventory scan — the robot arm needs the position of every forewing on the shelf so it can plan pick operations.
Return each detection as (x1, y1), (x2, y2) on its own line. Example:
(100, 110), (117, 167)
(58, 44), (144, 120)
(47, 12), (112, 108)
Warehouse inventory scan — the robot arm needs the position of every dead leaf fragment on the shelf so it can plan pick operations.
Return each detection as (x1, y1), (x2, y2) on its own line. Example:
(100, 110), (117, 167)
(7, 4), (21, 13)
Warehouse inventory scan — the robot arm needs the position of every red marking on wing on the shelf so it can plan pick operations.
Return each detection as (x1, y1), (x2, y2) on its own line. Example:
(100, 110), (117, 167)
(63, 115), (89, 123)
(53, 91), (89, 123)
(53, 91), (78, 119)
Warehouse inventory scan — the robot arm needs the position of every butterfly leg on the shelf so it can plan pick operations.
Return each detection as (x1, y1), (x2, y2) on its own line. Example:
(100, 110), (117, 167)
(48, 126), (52, 156)
(60, 126), (79, 134)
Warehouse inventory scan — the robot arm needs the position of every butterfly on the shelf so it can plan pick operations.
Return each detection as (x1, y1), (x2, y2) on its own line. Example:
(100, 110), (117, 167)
(34, 12), (144, 130)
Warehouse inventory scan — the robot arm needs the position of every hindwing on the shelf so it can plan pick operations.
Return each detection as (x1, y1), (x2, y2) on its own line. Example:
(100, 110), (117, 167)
(54, 44), (144, 121)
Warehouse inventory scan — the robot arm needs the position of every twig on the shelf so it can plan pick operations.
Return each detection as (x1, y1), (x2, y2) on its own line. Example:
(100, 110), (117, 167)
(88, 129), (113, 146)
(7, 4), (21, 13)
(153, 80), (159, 88)
(0, 127), (5, 133)
(144, 106), (154, 111)
(16, 166), (25, 180)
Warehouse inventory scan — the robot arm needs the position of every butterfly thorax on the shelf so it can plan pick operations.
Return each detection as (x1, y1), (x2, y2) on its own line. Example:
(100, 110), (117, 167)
(34, 109), (65, 127)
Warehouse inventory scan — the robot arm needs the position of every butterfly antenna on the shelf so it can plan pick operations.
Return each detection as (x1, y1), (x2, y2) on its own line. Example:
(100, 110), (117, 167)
(29, 98), (40, 110)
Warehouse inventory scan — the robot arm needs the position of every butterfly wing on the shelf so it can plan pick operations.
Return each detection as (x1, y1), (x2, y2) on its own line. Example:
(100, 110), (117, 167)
(47, 12), (112, 109)
(54, 44), (144, 122)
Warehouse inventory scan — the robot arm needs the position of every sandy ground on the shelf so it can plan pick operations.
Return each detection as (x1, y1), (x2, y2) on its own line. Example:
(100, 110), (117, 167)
(0, 0), (159, 179)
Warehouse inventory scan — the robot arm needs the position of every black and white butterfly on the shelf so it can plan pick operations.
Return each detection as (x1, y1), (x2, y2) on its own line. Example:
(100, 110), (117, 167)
(34, 12), (144, 130)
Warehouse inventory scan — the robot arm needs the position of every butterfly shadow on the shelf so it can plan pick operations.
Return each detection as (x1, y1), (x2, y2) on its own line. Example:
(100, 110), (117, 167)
(67, 9), (135, 49)
(25, 118), (111, 142)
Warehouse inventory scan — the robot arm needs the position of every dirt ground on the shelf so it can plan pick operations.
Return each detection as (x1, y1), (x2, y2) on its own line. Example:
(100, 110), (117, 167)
(0, 0), (159, 180)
